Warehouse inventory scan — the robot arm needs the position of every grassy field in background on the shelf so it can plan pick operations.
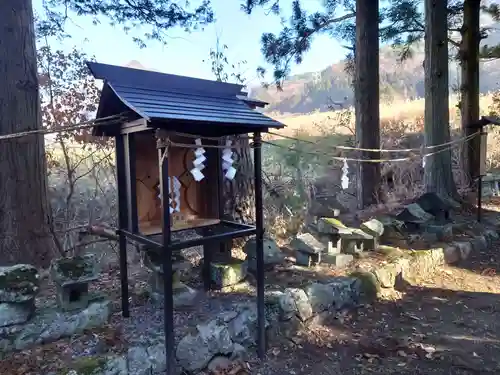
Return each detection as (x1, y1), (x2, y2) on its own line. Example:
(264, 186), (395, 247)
(271, 93), (496, 137)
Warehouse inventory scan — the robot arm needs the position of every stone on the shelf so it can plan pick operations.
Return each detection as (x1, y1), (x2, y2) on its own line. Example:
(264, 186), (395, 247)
(230, 343), (247, 360)
(372, 259), (409, 288)
(55, 282), (91, 312)
(149, 282), (198, 307)
(415, 192), (452, 220)
(360, 219), (385, 238)
(397, 203), (434, 225)
(340, 229), (377, 250)
(350, 271), (380, 301)
(278, 288), (313, 321)
(327, 241), (341, 255)
(295, 250), (321, 267)
(327, 277), (362, 309)
(127, 343), (167, 375)
(317, 218), (350, 234)
(443, 244), (460, 264)
(208, 356), (233, 373)
(305, 283), (335, 313)
(51, 255), (100, 311)
(322, 254), (354, 268)
(484, 229), (499, 243)
(452, 241), (473, 261)
(244, 238), (285, 272)
(290, 233), (325, 254)
(227, 304), (263, 346)
(424, 224), (453, 242)
(0, 264), (39, 303)
(0, 299), (112, 353)
(51, 254), (99, 285)
(176, 319), (233, 373)
(147, 270), (181, 296)
(210, 258), (248, 288)
(143, 250), (191, 275)
(471, 236), (488, 252)
(405, 248), (445, 281)
(337, 237), (364, 254)
(0, 300), (35, 327)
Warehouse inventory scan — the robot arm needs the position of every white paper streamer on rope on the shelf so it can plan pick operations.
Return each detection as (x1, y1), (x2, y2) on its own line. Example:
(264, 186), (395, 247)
(158, 177), (181, 213)
(341, 158), (349, 190)
(171, 176), (181, 212)
(422, 155), (426, 168)
(222, 139), (237, 180)
(190, 138), (206, 181)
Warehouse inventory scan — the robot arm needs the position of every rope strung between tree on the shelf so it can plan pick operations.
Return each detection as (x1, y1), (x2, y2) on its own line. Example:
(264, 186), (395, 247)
(261, 131), (478, 163)
(266, 130), (480, 153)
(0, 114), (126, 141)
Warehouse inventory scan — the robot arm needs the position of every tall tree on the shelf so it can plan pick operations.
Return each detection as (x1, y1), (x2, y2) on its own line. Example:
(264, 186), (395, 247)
(204, 37), (254, 222)
(459, 0), (481, 184)
(0, 0), (215, 266)
(0, 0), (56, 267)
(355, 0), (380, 207)
(424, 0), (456, 197)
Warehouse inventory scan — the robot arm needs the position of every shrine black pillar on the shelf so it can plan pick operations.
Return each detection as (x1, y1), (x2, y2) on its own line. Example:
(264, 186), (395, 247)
(115, 134), (130, 318)
(253, 132), (266, 358)
(159, 146), (175, 374)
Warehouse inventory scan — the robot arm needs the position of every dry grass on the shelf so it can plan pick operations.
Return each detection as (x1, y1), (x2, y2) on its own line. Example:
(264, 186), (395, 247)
(270, 93), (495, 137)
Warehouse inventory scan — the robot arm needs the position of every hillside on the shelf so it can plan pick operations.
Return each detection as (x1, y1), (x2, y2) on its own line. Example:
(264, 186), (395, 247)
(250, 31), (500, 115)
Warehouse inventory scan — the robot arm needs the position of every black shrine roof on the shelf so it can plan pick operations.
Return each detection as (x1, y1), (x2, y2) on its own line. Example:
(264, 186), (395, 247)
(87, 61), (285, 136)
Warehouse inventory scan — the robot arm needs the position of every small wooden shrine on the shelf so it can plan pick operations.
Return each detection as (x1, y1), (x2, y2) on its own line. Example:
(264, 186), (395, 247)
(86, 61), (284, 373)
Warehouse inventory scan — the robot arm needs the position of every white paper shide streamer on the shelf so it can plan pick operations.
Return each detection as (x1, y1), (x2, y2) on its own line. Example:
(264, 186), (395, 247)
(341, 158), (349, 190)
(190, 138), (206, 181)
(222, 139), (237, 180)
(157, 176), (181, 214)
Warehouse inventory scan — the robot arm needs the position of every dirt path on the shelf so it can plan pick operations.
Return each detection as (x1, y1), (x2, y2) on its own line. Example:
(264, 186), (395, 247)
(248, 240), (500, 375)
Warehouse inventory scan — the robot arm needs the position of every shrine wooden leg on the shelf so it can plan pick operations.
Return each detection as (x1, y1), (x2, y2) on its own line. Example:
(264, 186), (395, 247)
(159, 146), (174, 375)
(253, 132), (266, 358)
(202, 227), (215, 290)
(115, 134), (130, 318)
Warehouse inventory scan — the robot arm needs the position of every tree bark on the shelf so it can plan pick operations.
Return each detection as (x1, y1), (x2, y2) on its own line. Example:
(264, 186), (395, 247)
(460, 0), (481, 184)
(222, 136), (255, 224)
(0, 0), (57, 267)
(424, 0), (458, 197)
(355, 0), (381, 208)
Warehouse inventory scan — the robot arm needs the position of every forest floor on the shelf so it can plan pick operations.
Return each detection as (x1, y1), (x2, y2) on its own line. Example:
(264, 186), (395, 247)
(2, 205), (500, 374)
(248, 239), (500, 375)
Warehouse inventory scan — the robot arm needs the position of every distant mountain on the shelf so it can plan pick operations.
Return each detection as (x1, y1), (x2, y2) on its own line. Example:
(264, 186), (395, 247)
(250, 26), (500, 115)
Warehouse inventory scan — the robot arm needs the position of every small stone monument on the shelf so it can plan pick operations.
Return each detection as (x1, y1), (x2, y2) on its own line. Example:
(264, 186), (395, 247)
(290, 233), (325, 267)
(0, 264), (39, 327)
(143, 250), (197, 306)
(51, 254), (99, 311)
(243, 237), (284, 272)
(210, 257), (248, 288)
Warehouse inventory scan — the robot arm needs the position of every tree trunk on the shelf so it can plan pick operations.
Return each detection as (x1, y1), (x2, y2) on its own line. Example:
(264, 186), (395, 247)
(460, 0), (481, 185)
(0, 0), (57, 267)
(424, 0), (457, 197)
(355, 0), (381, 208)
(222, 136), (255, 224)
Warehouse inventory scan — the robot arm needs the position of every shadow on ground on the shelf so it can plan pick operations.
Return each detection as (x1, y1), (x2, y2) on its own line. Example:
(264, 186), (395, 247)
(246, 228), (500, 375)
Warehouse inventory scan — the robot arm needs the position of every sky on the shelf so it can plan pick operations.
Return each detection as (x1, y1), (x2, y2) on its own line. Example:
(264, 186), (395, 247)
(33, 0), (347, 87)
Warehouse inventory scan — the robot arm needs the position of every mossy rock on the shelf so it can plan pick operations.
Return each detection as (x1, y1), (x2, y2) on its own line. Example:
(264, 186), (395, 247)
(51, 254), (99, 285)
(350, 271), (380, 301)
(317, 218), (350, 234)
(0, 264), (39, 302)
(406, 248), (445, 280)
(210, 258), (248, 288)
(67, 355), (107, 375)
(376, 245), (406, 259)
